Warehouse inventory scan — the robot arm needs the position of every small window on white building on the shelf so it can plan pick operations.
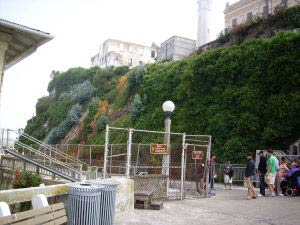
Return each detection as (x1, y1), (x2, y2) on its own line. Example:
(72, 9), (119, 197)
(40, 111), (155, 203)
(120, 43), (124, 50)
(151, 50), (156, 58)
(263, 5), (269, 15)
(247, 12), (253, 21)
(232, 18), (237, 28)
(139, 61), (143, 66)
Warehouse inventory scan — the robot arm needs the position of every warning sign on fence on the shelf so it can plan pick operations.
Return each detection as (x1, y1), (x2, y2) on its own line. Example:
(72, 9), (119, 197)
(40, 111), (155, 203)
(150, 144), (169, 154)
(192, 151), (204, 159)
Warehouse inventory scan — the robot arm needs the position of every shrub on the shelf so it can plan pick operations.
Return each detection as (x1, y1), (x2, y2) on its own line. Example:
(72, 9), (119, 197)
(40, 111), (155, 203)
(45, 104), (83, 144)
(96, 115), (108, 132)
(130, 94), (143, 123)
(13, 170), (42, 211)
(69, 80), (96, 104)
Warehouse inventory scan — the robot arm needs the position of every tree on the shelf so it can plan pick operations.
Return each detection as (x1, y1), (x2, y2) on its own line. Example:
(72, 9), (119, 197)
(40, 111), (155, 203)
(130, 94), (143, 123)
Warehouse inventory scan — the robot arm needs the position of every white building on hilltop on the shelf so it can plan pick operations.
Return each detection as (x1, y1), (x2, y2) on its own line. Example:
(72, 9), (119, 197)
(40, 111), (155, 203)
(156, 36), (196, 61)
(197, 0), (213, 47)
(91, 39), (158, 69)
(224, 0), (300, 29)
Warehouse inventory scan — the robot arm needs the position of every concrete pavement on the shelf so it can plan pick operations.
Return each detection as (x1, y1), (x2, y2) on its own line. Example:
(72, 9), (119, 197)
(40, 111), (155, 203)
(116, 185), (300, 225)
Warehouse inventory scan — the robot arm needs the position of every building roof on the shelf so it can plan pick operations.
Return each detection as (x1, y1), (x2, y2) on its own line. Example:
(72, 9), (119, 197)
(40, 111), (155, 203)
(103, 38), (152, 49)
(160, 35), (196, 46)
(0, 18), (54, 71)
(224, 0), (247, 12)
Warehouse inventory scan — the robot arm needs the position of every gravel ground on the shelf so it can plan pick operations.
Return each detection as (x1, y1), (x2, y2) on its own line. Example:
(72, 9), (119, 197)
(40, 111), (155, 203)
(116, 185), (300, 225)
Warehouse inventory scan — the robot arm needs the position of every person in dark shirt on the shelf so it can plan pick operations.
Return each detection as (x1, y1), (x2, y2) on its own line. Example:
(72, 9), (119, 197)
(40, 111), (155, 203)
(245, 153), (257, 199)
(209, 154), (216, 196)
(224, 160), (234, 190)
(196, 162), (205, 195)
(257, 151), (267, 197)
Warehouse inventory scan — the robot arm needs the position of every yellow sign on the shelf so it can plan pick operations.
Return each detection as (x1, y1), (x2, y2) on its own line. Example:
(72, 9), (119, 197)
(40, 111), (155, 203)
(150, 144), (169, 154)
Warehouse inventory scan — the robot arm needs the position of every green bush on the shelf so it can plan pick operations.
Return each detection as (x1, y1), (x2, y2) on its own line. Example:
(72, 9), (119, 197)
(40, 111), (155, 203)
(96, 115), (108, 132)
(13, 170), (42, 211)
(45, 104), (83, 144)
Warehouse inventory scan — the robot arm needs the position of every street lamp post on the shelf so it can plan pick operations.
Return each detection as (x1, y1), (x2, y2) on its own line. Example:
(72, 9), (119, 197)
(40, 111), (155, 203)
(162, 101), (175, 176)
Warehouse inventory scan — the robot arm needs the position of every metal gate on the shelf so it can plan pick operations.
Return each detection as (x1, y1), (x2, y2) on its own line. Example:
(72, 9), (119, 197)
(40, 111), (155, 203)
(103, 125), (211, 200)
(183, 135), (211, 198)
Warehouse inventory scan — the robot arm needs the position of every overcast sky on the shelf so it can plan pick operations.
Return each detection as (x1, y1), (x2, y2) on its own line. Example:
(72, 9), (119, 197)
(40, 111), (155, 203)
(0, 0), (238, 130)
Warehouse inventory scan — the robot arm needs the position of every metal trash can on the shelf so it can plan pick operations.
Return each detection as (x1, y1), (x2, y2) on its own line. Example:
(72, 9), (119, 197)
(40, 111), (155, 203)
(89, 179), (120, 225)
(68, 183), (104, 225)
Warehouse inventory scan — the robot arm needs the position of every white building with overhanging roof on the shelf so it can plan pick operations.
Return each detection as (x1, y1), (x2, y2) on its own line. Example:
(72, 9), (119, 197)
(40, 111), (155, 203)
(0, 18), (53, 96)
(91, 39), (158, 69)
(156, 36), (196, 61)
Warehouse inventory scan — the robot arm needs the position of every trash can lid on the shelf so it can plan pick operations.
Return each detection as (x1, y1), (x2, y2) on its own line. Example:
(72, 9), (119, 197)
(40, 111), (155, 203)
(89, 179), (120, 187)
(68, 183), (105, 191)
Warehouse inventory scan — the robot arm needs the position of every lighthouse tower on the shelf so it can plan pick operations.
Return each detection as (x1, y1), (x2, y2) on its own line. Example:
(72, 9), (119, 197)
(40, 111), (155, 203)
(197, 0), (213, 47)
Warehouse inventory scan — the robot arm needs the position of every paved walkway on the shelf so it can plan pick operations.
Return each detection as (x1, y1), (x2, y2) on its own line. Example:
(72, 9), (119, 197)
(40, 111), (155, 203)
(116, 185), (300, 225)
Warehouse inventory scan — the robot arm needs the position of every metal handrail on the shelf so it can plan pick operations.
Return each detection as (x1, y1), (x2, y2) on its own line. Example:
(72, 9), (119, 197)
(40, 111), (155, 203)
(15, 130), (88, 166)
(13, 140), (82, 174)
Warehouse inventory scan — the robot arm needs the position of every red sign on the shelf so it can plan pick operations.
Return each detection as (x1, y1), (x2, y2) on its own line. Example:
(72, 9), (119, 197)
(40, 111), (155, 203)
(192, 151), (204, 160)
(150, 144), (169, 154)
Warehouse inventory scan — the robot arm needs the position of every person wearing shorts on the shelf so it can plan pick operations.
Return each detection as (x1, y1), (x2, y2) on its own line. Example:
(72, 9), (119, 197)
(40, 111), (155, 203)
(266, 149), (277, 197)
(245, 153), (257, 199)
(224, 160), (233, 190)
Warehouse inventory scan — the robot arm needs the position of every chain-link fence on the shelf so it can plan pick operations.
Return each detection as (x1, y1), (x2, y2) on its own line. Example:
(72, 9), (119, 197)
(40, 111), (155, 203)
(103, 126), (211, 200)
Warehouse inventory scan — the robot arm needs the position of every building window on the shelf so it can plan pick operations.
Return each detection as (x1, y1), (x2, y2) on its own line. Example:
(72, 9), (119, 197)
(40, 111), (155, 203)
(120, 43), (124, 50)
(139, 61), (143, 66)
(151, 50), (155, 58)
(281, 0), (288, 5)
(293, 146), (298, 155)
(247, 12), (253, 21)
(232, 18), (237, 28)
(263, 5), (269, 15)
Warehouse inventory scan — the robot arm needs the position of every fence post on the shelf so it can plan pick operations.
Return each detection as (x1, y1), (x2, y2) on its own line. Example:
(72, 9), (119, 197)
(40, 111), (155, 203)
(77, 145), (80, 161)
(89, 145), (92, 166)
(6, 129), (9, 148)
(180, 133), (186, 200)
(126, 128), (133, 178)
(78, 164), (82, 181)
(205, 136), (212, 197)
(1, 129), (4, 150)
(110, 144), (113, 175)
(103, 125), (110, 178)
(135, 143), (141, 176)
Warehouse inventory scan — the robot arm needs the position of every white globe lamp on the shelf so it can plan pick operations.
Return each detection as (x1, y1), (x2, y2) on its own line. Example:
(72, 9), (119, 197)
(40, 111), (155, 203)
(162, 101), (175, 113)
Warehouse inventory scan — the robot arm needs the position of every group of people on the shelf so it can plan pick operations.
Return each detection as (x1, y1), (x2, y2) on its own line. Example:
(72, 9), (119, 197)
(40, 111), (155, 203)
(196, 150), (300, 198)
(196, 154), (233, 196)
(245, 149), (300, 199)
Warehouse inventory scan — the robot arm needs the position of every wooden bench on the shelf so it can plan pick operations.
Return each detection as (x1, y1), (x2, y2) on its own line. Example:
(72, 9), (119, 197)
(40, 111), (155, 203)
(0, 203), (67, 225)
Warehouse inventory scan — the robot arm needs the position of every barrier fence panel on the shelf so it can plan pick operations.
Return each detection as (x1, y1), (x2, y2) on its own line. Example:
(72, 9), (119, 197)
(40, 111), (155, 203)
(103, 125), (212, 200)
(183, 135), (211, 198)
(130, 129), (184, 200)
(104, 127), (129, 177)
